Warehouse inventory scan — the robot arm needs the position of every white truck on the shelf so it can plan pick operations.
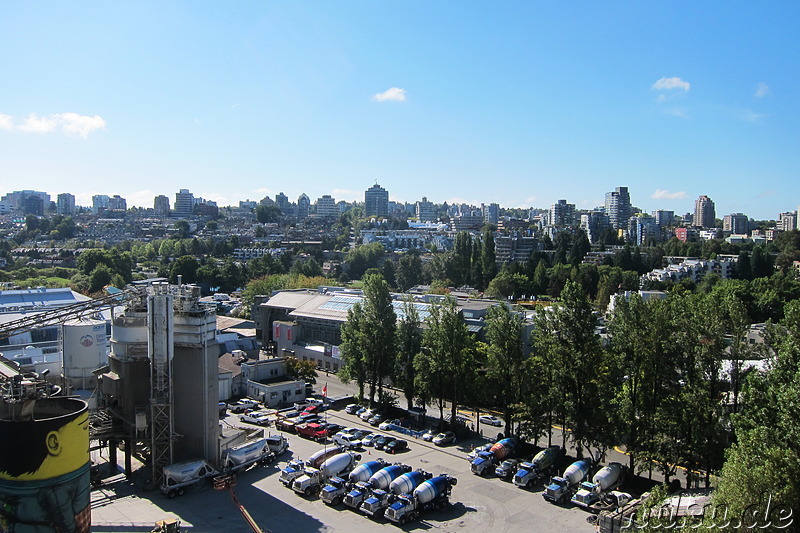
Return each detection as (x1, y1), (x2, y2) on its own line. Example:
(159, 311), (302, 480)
(266, 434), (289, 455)
(221, 438), (275, 472)
(228, 398), (259, 413)
(291, 451), (361, 497)
(239, 411), (271, 426)
(513, 445), (563, 489)
(160, 459), (219, 498)
(571, 462), (629, 511)
(357, 464), (413, 517)
(279, 445), (343, 488)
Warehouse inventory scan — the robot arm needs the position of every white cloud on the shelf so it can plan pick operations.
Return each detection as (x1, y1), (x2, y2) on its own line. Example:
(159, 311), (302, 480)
(738, 108), (766, 122)
(19, 113), (59, 134)
(14, 112), (105, 138)
(253, 187), (274, 196)
(663, 107), (689, 118)
(754, 82), (770, 98)
(651, 189), (687, 200)
(59, 112), (106, 138)
(652, 77), (691, 92)
(0, 114), (13, 131)
(372, 87), (407, 102)
(126, 190), (157, 208)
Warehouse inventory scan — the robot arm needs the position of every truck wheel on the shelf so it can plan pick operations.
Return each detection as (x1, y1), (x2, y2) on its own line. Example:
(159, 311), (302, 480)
(398, 516), (406, 526)
(167, 490), (176, 499)
(178, 488), (185, 496)
(304, 487), (312, 497)
(334, 496), (342, 505)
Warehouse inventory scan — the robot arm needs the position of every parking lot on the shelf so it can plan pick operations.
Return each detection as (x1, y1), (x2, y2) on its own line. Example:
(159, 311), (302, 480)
(91, 404), (597, 533)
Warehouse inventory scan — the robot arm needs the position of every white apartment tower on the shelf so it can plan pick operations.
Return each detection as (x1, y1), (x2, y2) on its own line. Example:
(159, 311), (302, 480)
(57, 193), (76, 215)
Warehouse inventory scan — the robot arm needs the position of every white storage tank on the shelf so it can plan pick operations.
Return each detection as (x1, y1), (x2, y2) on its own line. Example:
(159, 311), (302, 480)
(62, 317), (108, 384)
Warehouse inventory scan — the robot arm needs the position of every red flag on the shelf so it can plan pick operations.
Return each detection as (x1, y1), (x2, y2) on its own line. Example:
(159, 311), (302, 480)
(322, 383), (328, 397)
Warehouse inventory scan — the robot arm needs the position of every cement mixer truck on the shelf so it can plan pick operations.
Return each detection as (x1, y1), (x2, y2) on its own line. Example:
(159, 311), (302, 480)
(344, 463), (409, 510)
(471, 437), (517, 476)
(571, 462), (628, 511)
(321, 459), (387, 506)
(292, 451), (361, 497)
(279, 445), (344, 487)
(384, 475), (458, 525)
(542, 459), (592, 504)
(358, 464), (413, 518)
(221, 438), (275, 473)
(512, 445), (563, 489)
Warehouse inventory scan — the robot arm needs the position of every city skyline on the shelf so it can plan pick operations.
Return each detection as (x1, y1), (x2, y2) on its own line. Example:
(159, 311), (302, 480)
(1, 2), (798, 220)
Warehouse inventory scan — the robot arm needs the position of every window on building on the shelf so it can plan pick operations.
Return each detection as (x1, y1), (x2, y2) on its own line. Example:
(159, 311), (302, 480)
(295, 389), (302, 396)
(270, 392), (278, 399)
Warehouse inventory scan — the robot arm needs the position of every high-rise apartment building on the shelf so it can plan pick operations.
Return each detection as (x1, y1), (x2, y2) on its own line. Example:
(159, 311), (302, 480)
(651, 210), (675, 227)
(549, 199), (576, 227)
(694, 195), (716, 228)
(154, 195), (170, 216)
(174, 189), (194, 216)
(482, 203), (500, 226)
(779, 212), (797, 232)
(92, 194), (110, 215)
(275, 193), (290, 213)
(364, 183), (389, 217)
(605, 187), (632, 230)
(1, 190), (50, 215)
(315, 195), (338, 218)
(57, 193), (75, 216)
(723, 213), (748, 234)
(297, 194), (310, 218)
(416, 197), (434, 222)
(108, 195), (127, 211)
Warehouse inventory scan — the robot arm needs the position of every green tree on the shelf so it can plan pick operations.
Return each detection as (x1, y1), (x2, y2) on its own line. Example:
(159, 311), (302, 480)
(481, 229), (497, 286)
(486, 304), (526, 433)
(361, 274), (397, 405)
(339, 302), (368, 399)
(420, 298), (475, 425)
(256, 204), (282, 223)
(395, 299), (422, 409)
(170, 256), (199, 284)
(396, 253), (422, 292)
(284, 357), (318, 384)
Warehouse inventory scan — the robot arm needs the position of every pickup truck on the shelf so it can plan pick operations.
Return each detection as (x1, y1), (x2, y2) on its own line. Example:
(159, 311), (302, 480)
(297, 422), (329, 441)
(229, 399), (260, 413)
(239, 412), (271, 426)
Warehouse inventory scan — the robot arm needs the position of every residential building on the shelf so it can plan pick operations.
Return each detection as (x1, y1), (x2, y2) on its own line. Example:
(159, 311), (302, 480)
(174, 189), (194, 216)
(580, 210), (610, 243)
(0, 190), (50, 214)
(56, 193), (76, 216)
(694, 195), (716, 228)
(482, 203), (500, 226)
(723, 213), (749, 234)
(652, 210), (675, 227)
(549, 199), (576, 227)
(275, 192), (290, 213)
(297, 193), (310, 218)
(674, 227), (698, 242)
(779, 212), (797, 232)
(416, 197), (435, 222)
(605, 186), (632, 230)
(315, 195), (338, 218)
(630, 213), (660, 245)
(642, 256), (738, 285)
(451, 213), (485, 231)
(494, 235), (538, 264)
(364, 183), (389, 217)
(92, 194), (110, 215)
(108, 195), (127, 211)
(154, 195), (170, 216)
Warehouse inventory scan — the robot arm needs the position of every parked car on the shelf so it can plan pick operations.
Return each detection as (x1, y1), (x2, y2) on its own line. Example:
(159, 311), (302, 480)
(344, 404), (360, 414)
(433, 431), (456, 446)
(218, 402), (228, 417)
(352, 429), (372, 441)
(228, 399), (259, 413)
(368, 414), (385, 426)
(355, 407), (368, 417)
(373, 435), (396, 451)
(332, 433), (363, 449)
(479, 415), (503, 427)
(362, 433), (384, 447)
(359, 409), (376, 421)
(282, 410), (302, 419)
(421, 429), (436, 442)
(386, 439), (408, 454)
(379, 419), (401, 431)
(495, 458), (522, 480)
(322, 423), (344, 435)
(297, 413), (320, 424)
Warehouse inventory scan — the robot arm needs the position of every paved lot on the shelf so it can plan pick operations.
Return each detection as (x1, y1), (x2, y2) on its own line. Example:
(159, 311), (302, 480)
(90, 406), (597, 533)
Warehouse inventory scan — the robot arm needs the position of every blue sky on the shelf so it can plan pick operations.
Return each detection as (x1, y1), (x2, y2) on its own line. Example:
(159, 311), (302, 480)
(1, 1), (798, 220)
